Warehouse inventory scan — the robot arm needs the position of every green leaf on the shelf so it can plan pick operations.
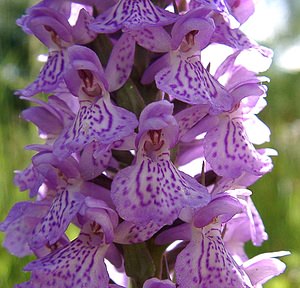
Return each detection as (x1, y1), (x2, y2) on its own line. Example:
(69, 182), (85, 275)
(123, 242), (155, 288)
(113, 78), (146, 117)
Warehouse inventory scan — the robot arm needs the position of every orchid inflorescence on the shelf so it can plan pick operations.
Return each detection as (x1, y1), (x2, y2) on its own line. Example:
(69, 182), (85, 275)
(0, 0), (289, 287)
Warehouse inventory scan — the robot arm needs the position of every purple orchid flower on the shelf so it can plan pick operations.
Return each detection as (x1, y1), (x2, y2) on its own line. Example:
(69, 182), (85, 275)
(175, 51), (274, 178)
(142, 9), (233, 113)
(111, 100), (210, 229)
(17, 6), (96, 97)
(53, 45), (138, 160)
(155, 193), (251, 288)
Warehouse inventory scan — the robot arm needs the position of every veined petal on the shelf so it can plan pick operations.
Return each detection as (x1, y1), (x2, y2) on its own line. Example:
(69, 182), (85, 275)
(129, 26), (172, 53)
(204, 116), (273, 178)
(91, 0), (177, 33)
(30, 186), (85, 249)
(0, 201), (49, 257)
(17, 50), (66, 97)
(54, 95), (138, 158)
(71, 8), (97, 44)
(21, 233), (110, 288)
(111, 156), (209, 226)
(105, 32), (136, 92)
(175, 104), (209, 140)
(14, 164), (44, 198)
(155, 52), (232, 112)
(114, 220), (162, 244)
(79, 141), (112, 180)
(211, 14), (273, 58)
(175, 223), (253, 288)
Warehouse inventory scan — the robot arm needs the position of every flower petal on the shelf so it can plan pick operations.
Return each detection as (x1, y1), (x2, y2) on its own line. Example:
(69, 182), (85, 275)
(91, 0), (177, 33)
(114, 220), (162, 244)
(111, 157), (209, 226)
(129, 26), (172, 53)
(175, 223), (253, 288)
(243, 251), (290, 286)
(204, 117), (273, 178)
(54, 96), (138, 159)
(30, 186), (85, 249)
(105, 32), (136, 92)
(0, 201), (49, 257)
(22, 233), (110, 288)
(17, 50), (66, 97)
(155, 52), (232, 112)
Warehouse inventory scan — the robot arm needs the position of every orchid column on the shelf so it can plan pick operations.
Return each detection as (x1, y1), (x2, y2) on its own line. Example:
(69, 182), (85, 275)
(0, 1), (289, 288)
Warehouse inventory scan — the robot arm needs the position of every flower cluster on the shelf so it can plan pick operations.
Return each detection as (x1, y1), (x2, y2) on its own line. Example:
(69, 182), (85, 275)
(1, 1), (289, 287)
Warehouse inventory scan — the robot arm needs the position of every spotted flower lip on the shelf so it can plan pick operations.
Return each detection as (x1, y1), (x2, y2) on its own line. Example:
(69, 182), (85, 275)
(18, 228), (111, 288)
(111, 101), (210, 229)
(175, 221), (254, 288)
(90, 0), (178, 34)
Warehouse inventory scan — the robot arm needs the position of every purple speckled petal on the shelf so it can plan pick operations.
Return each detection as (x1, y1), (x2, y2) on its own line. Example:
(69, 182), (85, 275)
(0, 201), (49, 257)
(17, 50), (66, 97)
(155, 52), (232, 112)
(114, 220), (162, 244)
(111, 155), (209, 226)
(175, 222), (253, 288)
(129, 26), (171, 53)
(211, 14), (273, 58)
(204, 116), (273, 178)
(180, 114), (219, 143)
(175, 104), (209, 140)
(90, 0), (177, 34)
(54, 95), (138, 158)
(14, 164), (44, 198)
(30, 186), (85, 249)
(245, 197), (268, 246)
(105, 32), (136, 92)
(71, 8), (97, 44)
(79, 141), (112, 180)
(143, 278), (176, 288)
(22, 232), (110, 288)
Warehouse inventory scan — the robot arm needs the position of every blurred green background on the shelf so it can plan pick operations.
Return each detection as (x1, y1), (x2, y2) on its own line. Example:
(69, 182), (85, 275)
(1, 0), (300, 287)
